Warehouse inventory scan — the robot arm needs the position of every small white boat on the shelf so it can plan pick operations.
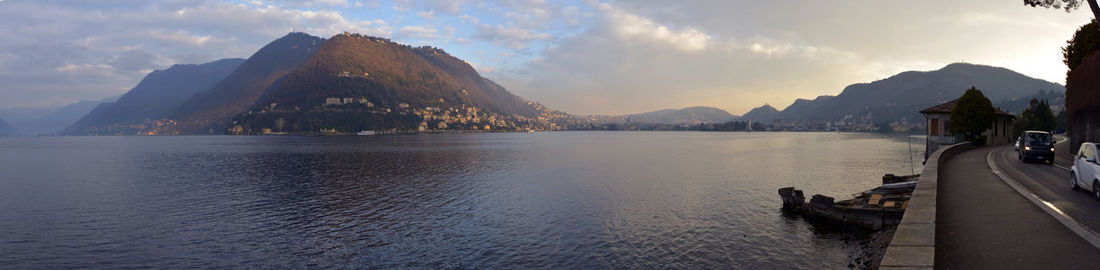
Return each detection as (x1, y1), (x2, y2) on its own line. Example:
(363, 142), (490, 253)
(357, 130), (376, 136)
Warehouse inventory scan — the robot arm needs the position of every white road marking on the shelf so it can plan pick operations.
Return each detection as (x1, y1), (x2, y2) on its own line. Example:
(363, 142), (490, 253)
(986, 148), (1100, 250)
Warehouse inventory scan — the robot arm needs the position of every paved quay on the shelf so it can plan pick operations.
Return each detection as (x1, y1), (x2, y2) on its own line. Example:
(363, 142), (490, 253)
(935, 146), (1100, 269)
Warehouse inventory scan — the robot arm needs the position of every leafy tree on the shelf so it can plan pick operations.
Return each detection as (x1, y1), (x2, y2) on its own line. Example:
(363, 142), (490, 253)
(1025, 0), (1100, 22)
(1014, 99), (1059, 136)
(1064, 20), (1100, 73)
(950, 87), (996, 145)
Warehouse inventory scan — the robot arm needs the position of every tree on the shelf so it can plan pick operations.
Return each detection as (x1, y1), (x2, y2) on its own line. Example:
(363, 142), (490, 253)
(1064, 20), (1100, 73)
(950, 87), (996, 145)
(1025, 0), (1100, 23)
(1015, 99), (1058, 136)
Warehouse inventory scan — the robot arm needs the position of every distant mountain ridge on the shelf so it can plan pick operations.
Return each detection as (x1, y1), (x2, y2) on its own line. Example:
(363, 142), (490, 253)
(624, 106), (739, 124)
(0, 95), (117, 136)
(0, 117), (20, 137)
(63, 58), (245, 135)
(740, 104), (780, 123)
(742, 63), (1065, 123)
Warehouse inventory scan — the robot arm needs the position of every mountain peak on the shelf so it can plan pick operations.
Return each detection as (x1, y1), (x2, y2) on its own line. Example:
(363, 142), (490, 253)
(741, 104), (780, 122)
(625, 106), (738, 124)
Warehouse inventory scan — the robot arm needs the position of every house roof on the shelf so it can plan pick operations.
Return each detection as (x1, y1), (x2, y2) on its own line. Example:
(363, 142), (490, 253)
(919, 99), (1015, 117)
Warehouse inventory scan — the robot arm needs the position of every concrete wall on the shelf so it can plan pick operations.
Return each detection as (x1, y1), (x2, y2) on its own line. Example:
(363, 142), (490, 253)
(880, 142), (971, 269)
(1067, 52), (1100, 153)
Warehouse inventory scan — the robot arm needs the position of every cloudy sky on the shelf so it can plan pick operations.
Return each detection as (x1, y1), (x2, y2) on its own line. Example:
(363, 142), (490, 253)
(0, 0), (1092, 115)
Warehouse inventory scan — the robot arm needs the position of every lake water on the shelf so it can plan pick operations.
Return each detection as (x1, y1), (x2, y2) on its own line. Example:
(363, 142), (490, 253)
(0, 132), (924, 268)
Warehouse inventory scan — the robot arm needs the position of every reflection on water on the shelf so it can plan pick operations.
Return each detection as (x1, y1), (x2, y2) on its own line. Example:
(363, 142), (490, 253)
(0, 132), (924, 268)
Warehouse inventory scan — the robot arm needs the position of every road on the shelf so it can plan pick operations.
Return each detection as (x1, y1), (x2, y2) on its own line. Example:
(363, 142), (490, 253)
(989, 141), (1100, 242)
(935, 146), (1100, 269)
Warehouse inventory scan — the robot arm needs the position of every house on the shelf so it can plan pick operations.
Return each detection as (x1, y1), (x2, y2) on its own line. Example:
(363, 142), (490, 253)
(325, 97), (341, 106)
(920, 99), (1015, 158)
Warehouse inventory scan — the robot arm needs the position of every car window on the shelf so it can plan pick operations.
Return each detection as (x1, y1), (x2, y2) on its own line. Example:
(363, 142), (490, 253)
(1087, 145), (1097, 160)
(1027, 133), (1052, 146)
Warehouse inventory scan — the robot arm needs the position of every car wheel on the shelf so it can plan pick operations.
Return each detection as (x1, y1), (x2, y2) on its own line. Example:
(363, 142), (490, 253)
(1072, 172), (1080, 191)
(1094, 181), (1100, 201)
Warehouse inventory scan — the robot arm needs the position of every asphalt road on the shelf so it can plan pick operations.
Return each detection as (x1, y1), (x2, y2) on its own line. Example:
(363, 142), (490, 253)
(936, 146), (1100, 269)
(990, 142), (1100, 240)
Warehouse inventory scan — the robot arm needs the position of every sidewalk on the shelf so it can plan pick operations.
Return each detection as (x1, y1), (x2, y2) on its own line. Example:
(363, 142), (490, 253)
(935, 146), (1100, 269)
(1055, 138), (1074, 168)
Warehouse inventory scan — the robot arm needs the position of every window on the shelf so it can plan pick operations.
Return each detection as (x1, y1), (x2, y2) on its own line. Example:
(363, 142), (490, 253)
(930, 119), (939, 136)
(1027, 132), (1052, 146)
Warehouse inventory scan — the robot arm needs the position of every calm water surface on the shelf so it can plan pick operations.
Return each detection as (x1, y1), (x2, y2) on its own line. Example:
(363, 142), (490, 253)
(0, 132), (924, 268)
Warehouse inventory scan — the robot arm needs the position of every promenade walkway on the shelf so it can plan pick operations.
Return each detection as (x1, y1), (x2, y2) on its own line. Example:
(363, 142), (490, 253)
(936, 146), (1100, 268)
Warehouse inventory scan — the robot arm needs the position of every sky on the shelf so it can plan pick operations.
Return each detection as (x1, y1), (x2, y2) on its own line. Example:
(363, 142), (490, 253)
(0, 0), (1093, 115)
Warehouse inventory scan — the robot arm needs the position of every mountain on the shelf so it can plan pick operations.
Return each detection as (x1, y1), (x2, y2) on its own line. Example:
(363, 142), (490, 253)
(169, 32), (326, 134)
(2, 95), (119, 136)
(0, 94), (118, 136)
(63, 58), (245, 135)
(626, 106), (738, 124)
(746, 63), (1064, 124)
(232, 32), (540, 133)
(0, 117), (20, 137)
(741, 104), (781, 122)
(259, 33), (536, 115)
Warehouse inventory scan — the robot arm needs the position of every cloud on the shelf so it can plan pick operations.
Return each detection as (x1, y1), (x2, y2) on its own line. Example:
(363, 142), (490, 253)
(473, 23), (552, 50)
(493, 2), (866, 115)
(398, 25), (442, 39)
(599, 3), (711, 52)
(488, 0), (1093, 115)
(393, 0), (465, 14)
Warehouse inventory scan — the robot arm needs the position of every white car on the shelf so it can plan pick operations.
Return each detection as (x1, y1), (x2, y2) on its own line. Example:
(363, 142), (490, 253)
(1071, 142), (1100, 199)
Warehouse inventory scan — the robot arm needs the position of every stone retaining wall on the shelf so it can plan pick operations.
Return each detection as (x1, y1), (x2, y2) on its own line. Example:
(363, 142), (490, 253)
(880, 142), (971, 269)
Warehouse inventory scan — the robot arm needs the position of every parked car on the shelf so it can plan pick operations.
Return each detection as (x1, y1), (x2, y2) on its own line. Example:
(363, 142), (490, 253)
(1015, 136), (1021, 151)
(1018, 131), (1054, 164)
(1071, 142), (1100, 200)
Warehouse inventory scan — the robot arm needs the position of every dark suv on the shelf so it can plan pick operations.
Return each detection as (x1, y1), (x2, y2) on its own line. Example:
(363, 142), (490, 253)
(1018, 131), (1055, 164)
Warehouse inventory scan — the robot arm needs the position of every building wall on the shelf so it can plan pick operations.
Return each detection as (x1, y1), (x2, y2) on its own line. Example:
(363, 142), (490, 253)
(1067, 52), (1100, 154)
(924, 112), (1013, 159)
(983, 116), (1014, 145)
